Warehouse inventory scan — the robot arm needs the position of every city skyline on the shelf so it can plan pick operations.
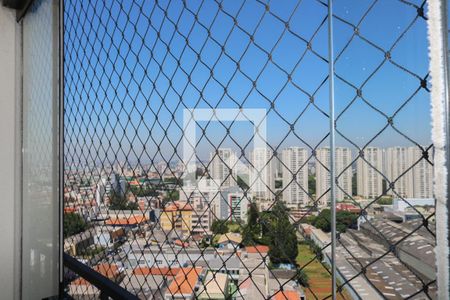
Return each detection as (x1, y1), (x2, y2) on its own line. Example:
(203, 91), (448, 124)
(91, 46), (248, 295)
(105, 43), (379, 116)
(80, 144), (434, 212)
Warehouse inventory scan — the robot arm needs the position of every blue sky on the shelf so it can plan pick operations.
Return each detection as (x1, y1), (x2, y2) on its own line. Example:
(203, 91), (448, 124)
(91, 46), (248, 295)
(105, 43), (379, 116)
(64, 0), (431, 163)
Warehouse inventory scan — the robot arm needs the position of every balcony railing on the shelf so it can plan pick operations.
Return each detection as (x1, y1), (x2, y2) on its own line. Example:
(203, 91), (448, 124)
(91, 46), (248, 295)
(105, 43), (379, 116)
(63, 253), (139, 300)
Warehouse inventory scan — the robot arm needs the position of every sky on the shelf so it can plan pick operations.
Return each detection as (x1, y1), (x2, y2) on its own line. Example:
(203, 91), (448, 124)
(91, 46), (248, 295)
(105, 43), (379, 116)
(63, 0), (431, 164)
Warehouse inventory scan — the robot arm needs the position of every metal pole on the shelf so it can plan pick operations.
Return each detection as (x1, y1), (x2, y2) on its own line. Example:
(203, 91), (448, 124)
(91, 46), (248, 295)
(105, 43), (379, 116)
(327, 0), (337, 299)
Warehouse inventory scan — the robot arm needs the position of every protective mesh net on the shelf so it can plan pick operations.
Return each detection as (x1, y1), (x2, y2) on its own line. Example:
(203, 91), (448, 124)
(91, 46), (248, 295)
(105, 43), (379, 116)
(63, 0), (436, 299)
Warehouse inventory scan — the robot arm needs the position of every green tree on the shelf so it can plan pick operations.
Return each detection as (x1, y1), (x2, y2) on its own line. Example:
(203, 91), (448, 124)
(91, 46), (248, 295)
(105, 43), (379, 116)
(226, 220), (241, 232)
(275, 180), (282, 189)
(310, 243), (324, 261)
(314, 216), (331, 232)
(308, 175), (316, 196)
(109, 190), (138, 210)
(259, 211), (273, 239)
(313, 209), (358, 233)
(382, 179), (388, 195)
(195, 168), (205, 179)
(242, 202), (260, 246)
(127, 201), (139, 210)
(211, 220), (229, 235)
(130, 185), (159, 197)
(336, 211), (358, 232)
(265, 201), (298, 265)
(64, 213), (87, 238)
(295, 268), (309, 287)
(313, 209), (331, 232)
(377, 197), (393, 205)
(247, 202), (259, 225)
(162, 189), (180, 206)
(299, 215), (317, 225)
(78, 245), (106, 258)
(163, 177), (183, 185)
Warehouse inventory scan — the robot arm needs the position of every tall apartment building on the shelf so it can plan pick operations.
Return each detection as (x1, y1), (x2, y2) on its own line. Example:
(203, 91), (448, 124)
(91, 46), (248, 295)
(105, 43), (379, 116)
(408, 147), (433, 198)
(282, 147), (309, 207)
(385, 146), (433, 198)
(357, 147), (383, 198)
(249, 148), (275, 200)
(385, 147), (433, 198)
(386, 147), (410, 198)
(315, 147), (352, 206)
(209, 148), (237, 188)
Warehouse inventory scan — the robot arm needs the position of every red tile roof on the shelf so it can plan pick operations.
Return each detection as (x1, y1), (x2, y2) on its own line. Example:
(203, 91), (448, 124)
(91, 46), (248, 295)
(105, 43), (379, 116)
(174, 239), (189, 247)
(167, 267), (202, 296)
(274, 290), (301, 300)
(245, 245), (270, 254)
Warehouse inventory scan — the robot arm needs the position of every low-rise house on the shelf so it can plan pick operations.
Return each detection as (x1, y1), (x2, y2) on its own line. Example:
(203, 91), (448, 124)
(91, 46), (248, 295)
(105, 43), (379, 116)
(146, 229), (169, 245)
(217, 233), (242, 249)
(197, 272), (229, 300)
(164, 267), (204, 300)
(269, 270), (306, 300)
(105, 214), (148, 227)
(237, 255), (268, 299)
(273, 290), (305, 300)
(197, 254), (241, 281)
(121, 266), (180, 299)
(245, 245), (269, 259)
(94, 224), (130, 249)
(110, 228), (126, 243)
(125, 242), (223, 268)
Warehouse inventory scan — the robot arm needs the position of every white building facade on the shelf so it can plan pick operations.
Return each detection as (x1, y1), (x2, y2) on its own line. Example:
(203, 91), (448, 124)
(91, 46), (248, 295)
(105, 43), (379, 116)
(385, 146), (433, 198)
(249, 148), (275, 201)
(408, 147), (433, 198)
(282, 147), (309, 207)
(209, 148), (237, 188)
(357, 147), (383, 198)
(386, 147), (410, 198)
(316, 147), (352, 206)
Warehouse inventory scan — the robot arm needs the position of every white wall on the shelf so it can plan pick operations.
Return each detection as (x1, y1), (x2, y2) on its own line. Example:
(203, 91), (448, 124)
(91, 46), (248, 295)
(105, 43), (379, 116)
(0, 5), (21, 300)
